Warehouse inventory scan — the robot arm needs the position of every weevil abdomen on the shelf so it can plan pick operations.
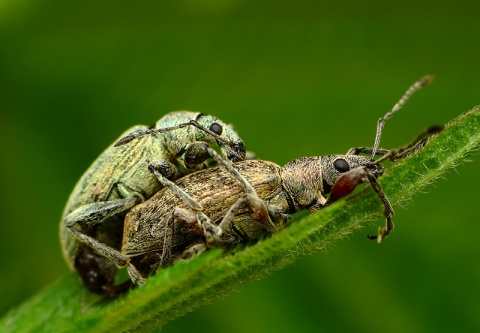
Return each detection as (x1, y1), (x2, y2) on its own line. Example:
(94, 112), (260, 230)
(122, 160), (288, 258)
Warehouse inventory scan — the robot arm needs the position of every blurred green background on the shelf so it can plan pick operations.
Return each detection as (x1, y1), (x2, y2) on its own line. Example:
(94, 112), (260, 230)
(1, 1), (479, 332)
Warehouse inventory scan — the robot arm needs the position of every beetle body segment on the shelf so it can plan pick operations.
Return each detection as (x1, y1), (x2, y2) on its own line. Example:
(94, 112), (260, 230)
(122, 160), (288, 258)
(60, 111), (247, 294)
(121, 154), (375, 280)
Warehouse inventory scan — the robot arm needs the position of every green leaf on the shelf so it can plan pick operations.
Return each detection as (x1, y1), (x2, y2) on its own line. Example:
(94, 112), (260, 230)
(2, 106), (479, 333)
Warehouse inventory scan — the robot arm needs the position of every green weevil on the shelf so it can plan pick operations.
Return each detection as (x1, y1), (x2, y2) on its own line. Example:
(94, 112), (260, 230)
(61, 111), (247, 295)
(70, 76), (439, 286)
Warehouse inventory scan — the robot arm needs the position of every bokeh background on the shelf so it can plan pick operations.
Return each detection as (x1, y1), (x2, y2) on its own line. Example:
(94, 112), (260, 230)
(1, 1), (479, 332)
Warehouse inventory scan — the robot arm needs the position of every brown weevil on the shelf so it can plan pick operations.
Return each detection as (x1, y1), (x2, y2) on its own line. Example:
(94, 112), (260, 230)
(70, 76), (439, 287)
(60, 111), (248, 295)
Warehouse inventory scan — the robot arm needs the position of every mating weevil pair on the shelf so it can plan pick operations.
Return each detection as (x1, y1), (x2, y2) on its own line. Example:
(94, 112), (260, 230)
(60, 111), (249, 295)
(62, 76), (440, 290)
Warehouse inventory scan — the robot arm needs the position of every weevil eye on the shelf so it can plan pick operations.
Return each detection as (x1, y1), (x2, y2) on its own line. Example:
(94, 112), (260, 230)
(334, 158), (350, 172)
(209, 123), (223, 135)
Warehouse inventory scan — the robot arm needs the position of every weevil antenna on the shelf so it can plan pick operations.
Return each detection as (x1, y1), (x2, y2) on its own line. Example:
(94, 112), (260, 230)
(114, 120), (233, 147)
(370, 75), (433, 161)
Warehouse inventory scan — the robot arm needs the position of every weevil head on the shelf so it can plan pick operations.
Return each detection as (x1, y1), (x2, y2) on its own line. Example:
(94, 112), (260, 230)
(194, 114), (246, 162)
(118, 112), (246, 163)
(327, 155), (385, 202)
(321, 154), (379, 189)
(281, 154), (382, 211)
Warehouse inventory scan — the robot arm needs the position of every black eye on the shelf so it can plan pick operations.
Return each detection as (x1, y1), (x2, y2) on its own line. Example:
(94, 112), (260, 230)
(334, 158), (350, 172)
(209, 123), (223, 135)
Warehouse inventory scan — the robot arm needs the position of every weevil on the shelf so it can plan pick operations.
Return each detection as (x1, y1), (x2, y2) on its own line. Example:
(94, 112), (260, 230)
(60, 111), (247, 295)
(69, 76), (439, 286)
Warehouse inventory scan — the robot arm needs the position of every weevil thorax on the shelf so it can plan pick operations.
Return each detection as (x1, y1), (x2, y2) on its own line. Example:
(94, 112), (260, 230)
(155, 111), (246, 163)
(281, 154), (378, 211)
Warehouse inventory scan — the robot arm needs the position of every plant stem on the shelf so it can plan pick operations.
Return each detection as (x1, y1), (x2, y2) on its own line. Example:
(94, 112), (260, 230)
(2, 106), (479, 333)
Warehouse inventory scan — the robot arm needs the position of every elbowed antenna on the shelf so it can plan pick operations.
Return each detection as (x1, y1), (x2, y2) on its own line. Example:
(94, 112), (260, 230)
(370, 76), (434, 161)
(114, 120), (234, 147)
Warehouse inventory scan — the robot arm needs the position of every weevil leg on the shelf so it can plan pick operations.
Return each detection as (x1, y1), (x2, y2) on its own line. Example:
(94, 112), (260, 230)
(149, 142), (258, 211)
(217, 193), (278, 237)
(327, 166), (395, 243)
(364, 171), (395, 243)
(178, 242), (207, 261)
(68, 227), (128, 267)
(202, 193), (283, 250)
(375, 125), (443, 163)
(145, 159), (179, 179)
(349, 126), (442, 160)
(183, 139), (255, 166)
(347, 147), (390, 156)
(243, 193), (278, 233)
(215, 195), (247, 234)
(363, 126), (442, 241)
(74, 245), (118, 295)
(196, 211), (224, 247)
(172, 207), (207, 236)
(200, 144), (257, 195)
(182, 141), (217, 169)
(184, 141), (257, 195)
(148, 162), (203, 211)
(70, 228), (141, 292)
(64, 182), (144, 229)
(159, 212), (175, 268)
(159, 208), (218, 264)
(163, 205), (227, 250)
(127, 263), (147, 286)
(64, 196), (139, 228)
(74, 246), (133, 296)
(64, 182), (144, 295)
